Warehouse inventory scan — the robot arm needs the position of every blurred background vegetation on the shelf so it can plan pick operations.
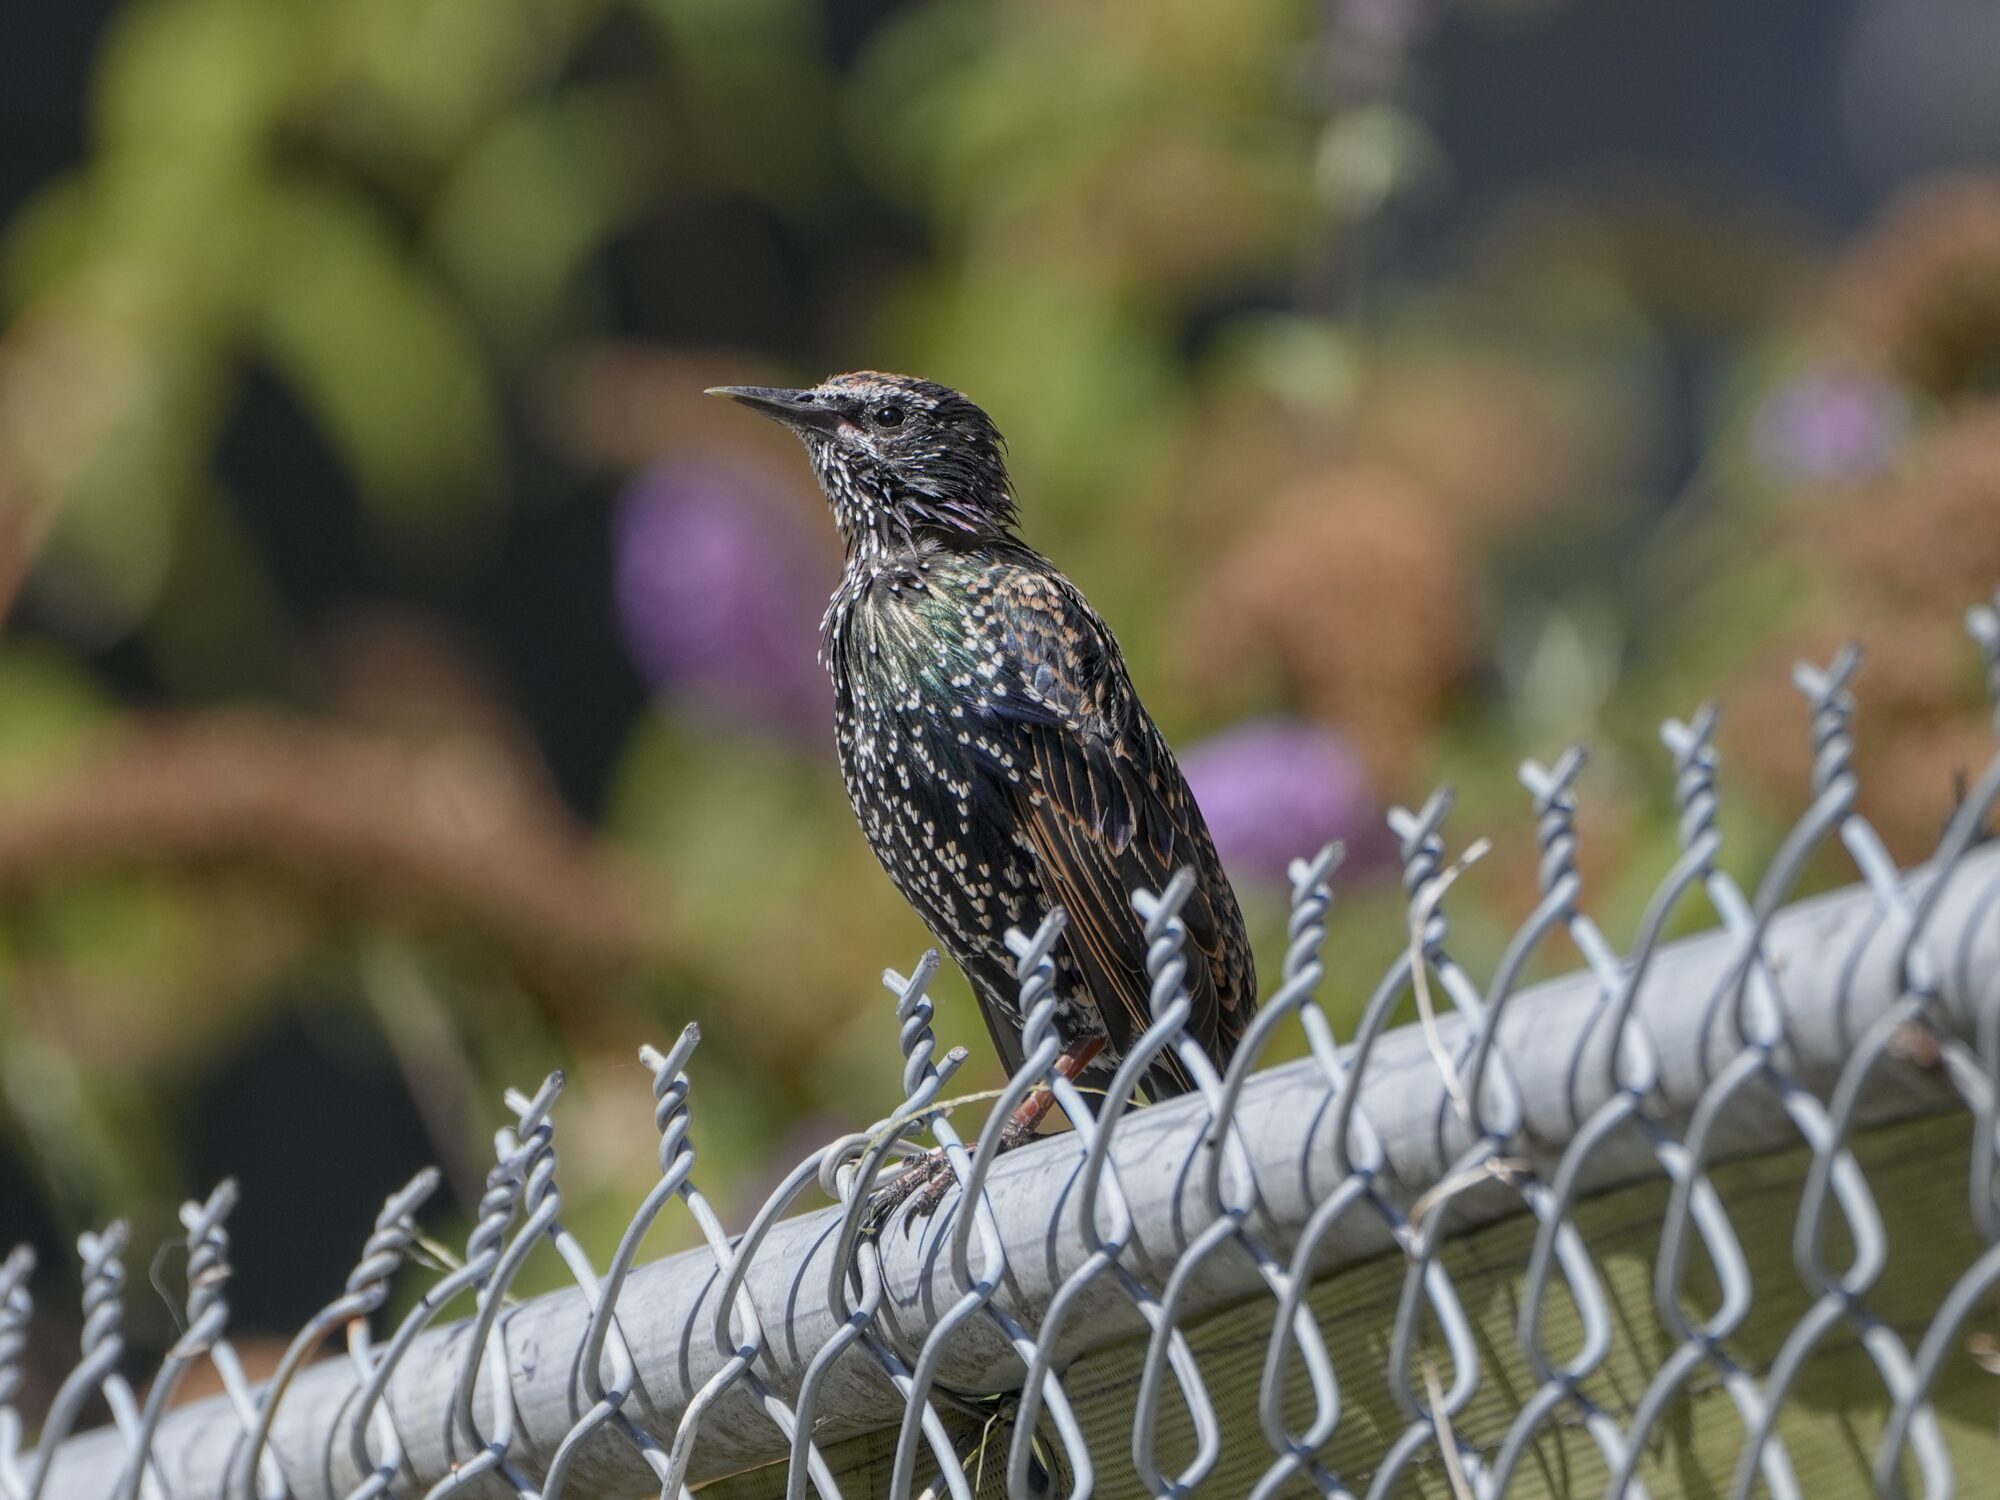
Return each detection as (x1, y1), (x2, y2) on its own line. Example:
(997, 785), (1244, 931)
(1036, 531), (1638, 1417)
(3, 0), (1999, 1395)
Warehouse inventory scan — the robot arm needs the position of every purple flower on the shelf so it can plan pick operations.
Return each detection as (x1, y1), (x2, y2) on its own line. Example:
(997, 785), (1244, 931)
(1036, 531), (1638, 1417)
(1752, 368), (1910, 486)
(1179, 719), (1385, 890)
(614, 461), (835, 744)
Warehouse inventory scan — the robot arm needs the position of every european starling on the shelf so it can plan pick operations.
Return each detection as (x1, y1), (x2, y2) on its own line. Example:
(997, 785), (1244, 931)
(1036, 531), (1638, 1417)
(710, 372), (1256, 1218)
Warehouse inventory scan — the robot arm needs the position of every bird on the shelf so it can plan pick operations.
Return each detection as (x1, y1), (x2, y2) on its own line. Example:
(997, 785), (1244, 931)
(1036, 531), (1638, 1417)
(709, 372), (1256, 1222)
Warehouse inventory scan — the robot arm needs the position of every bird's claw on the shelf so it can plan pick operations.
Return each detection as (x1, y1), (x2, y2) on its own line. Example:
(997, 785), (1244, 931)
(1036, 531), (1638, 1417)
(861, 1113), (1046, 1238)
(863, 1147), (961, 1238)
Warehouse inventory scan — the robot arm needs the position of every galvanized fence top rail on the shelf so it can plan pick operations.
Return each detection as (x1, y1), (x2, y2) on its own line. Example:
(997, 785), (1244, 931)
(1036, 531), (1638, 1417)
(10, 592), (2000, 1500)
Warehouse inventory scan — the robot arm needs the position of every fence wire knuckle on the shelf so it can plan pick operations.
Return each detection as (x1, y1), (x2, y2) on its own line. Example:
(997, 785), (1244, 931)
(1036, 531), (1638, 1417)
(15, 593), (2000, 1498)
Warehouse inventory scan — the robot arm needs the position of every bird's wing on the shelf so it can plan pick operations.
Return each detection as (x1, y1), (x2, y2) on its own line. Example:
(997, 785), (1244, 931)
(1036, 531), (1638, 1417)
(966, 563), (1255, 1095)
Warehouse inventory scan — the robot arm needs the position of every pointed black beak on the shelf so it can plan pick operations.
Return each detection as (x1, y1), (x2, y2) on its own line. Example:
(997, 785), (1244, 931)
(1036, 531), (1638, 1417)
(705, 385), (845, 435)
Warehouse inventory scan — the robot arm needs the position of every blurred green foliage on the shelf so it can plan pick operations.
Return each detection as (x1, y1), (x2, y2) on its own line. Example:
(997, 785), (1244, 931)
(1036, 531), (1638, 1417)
(2, 0), (1998, 1350)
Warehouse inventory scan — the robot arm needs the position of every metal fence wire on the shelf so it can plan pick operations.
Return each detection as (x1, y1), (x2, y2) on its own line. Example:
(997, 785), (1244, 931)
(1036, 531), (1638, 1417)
(11, 595), (2000, 1500)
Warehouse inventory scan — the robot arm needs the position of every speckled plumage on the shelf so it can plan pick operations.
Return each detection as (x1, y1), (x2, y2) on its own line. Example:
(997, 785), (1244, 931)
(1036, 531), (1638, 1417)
(713, 372), (1255, 1103)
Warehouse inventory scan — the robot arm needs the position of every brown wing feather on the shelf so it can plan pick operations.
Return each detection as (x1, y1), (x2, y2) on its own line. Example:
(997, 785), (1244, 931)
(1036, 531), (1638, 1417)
(971, 560), (1256, 1096)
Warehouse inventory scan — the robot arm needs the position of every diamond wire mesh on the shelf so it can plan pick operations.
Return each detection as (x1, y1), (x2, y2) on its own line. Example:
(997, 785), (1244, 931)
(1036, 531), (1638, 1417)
(9, 593), (2000, 1500)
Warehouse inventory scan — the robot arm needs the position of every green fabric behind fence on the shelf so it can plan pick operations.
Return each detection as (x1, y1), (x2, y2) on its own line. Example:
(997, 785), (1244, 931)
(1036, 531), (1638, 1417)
(705, 1111), (1997, 1497)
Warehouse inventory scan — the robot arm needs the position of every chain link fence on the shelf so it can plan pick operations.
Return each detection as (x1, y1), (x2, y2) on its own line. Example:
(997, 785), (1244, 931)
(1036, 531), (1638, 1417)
(8, 594), (2000, 1499)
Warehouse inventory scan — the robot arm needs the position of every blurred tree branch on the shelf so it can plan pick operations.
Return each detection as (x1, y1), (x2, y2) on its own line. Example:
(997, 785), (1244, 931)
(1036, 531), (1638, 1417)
(0, 710), (658, 988)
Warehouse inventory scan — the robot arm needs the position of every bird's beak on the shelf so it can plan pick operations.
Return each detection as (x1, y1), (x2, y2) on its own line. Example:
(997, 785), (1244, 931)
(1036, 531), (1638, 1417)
(705, 385), (845, 435)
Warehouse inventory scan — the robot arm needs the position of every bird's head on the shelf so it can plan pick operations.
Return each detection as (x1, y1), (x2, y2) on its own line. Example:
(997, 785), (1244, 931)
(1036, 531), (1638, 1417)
(708, 371), (1015, 555)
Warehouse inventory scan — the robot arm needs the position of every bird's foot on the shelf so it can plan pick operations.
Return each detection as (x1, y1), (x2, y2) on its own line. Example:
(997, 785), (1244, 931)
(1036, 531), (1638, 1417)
(862, 1147), (961, 1237)
(862, 1115), (1045, 1237)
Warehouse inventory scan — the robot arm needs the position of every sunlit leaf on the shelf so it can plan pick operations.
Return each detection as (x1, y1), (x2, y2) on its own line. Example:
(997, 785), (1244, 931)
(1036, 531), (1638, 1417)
(93, 0), (294, 162)
(245, 183), (503, 553)
(430, 87), (671, 352)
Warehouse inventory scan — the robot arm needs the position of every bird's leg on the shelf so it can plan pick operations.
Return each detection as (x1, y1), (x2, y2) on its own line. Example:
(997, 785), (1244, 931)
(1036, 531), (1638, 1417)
(866, 1034), (1107, 1234)
(997, 1034), (1105, 1150)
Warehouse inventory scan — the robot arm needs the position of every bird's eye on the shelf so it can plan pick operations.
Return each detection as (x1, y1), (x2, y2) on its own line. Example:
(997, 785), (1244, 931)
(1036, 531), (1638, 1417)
(873, 404), (905, 428)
